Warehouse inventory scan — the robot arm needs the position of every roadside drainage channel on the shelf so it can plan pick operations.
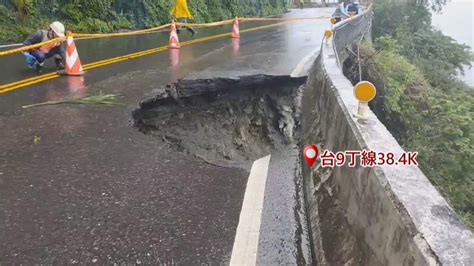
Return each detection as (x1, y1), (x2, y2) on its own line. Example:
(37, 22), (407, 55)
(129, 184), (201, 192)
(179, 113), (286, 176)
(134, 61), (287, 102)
(131, 74), (312, 264)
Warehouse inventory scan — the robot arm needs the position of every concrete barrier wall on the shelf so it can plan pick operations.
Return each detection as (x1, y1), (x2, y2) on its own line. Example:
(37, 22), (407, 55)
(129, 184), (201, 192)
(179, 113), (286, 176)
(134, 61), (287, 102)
(301, 8), (474, 265)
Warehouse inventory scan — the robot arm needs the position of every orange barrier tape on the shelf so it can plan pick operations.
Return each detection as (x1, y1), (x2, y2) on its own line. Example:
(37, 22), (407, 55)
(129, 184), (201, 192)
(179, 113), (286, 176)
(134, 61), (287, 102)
(0, 25), (171, 57)
(239, 16), (333, 21)
(0, 16), (333, 57)
(0, 20), (293, 94)
(71, 24), (171, 38)
(177, 16), (334, 27)
(175, 19), (234, 28)
(0, 37), (66, 56)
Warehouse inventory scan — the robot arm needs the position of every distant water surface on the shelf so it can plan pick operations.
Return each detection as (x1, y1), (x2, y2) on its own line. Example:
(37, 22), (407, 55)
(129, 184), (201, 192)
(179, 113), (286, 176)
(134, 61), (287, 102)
(432, 0), (474, 86)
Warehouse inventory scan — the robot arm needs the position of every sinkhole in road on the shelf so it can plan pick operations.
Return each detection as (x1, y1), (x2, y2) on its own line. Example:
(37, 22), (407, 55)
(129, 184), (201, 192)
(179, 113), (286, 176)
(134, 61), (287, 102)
(132, 75), (307, 169)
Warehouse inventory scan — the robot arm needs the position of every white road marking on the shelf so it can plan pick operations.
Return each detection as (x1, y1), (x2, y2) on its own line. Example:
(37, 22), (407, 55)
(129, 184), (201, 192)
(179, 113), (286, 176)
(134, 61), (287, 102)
(290, 48), (320, 77)
(230, 155), (271, 266)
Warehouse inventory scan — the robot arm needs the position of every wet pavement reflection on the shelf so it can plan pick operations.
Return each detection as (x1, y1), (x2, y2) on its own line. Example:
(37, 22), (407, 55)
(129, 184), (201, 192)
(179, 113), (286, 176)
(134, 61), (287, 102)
(0, 8), (334, 264)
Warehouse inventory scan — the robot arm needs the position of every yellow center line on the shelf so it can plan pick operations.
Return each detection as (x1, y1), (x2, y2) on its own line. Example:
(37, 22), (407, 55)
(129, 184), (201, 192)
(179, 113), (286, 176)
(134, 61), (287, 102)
(0, 21), (293, 95)
(0, 72), (58, 90)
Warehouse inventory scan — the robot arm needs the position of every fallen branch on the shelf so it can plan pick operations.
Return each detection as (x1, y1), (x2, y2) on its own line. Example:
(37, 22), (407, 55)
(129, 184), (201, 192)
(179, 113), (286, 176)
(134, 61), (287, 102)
(22, 93), (122, 109)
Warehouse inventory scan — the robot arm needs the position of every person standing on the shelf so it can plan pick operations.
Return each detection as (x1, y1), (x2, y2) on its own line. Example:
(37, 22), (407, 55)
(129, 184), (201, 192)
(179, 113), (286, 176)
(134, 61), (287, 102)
(300, 0), (304, 9)
(332, 0), (351, 23)
(171, 0), (196, 37)
(347, 1), (360, 15)
(22, 21), (66, 73)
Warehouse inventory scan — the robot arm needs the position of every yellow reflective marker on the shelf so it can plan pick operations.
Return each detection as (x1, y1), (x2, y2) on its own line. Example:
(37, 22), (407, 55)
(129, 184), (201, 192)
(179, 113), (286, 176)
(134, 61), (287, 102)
(324, 29), (332, 39)
(330, 17), (336, 24)
(354, 81), (376, 102)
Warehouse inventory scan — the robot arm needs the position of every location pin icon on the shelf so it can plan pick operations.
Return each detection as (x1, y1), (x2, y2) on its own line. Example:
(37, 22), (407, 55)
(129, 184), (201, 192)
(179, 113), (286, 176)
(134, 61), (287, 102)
(303, 144), (319, 167)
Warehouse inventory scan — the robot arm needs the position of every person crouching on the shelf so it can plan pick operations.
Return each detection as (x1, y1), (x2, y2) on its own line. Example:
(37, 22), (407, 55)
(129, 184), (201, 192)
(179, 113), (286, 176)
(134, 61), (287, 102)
(22, 21), (66, 73)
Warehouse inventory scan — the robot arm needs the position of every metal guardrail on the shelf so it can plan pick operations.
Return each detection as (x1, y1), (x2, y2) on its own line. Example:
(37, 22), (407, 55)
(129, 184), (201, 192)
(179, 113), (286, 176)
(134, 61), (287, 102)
(331, 6), (373, 68)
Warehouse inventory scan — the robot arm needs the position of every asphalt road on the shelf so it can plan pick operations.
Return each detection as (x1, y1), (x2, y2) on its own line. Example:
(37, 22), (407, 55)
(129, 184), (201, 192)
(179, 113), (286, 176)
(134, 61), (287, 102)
(0, 8), (333, 264)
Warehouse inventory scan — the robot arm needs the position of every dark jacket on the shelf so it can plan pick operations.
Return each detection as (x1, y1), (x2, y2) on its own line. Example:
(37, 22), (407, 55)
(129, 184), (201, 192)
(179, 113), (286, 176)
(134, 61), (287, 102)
(347, 3), (359, 14)
(24, 30), (65, 57)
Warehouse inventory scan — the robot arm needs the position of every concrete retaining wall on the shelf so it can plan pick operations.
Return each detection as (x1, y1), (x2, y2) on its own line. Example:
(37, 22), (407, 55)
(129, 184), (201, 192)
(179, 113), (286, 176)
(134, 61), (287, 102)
(301, 8), (474, 265)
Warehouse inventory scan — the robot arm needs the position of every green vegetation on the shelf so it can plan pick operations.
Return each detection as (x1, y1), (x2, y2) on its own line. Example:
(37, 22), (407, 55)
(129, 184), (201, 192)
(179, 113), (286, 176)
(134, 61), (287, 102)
(22, 92), (122, 108)
(0, 0), (288, 43)
(355, 1), (473, 228)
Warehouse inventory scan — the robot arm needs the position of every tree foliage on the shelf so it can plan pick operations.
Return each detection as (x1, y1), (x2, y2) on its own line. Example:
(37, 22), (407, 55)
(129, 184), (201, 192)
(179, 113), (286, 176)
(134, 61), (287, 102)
(363, 1), (474, 228)
(372, 0), (473, 90)
(0, 0), (288, 42)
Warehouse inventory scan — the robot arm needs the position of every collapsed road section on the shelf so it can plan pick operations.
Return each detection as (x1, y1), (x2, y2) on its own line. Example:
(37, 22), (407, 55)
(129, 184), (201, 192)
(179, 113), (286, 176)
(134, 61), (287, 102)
(132, 75), (313, 264)
(132, 75), (306, 169)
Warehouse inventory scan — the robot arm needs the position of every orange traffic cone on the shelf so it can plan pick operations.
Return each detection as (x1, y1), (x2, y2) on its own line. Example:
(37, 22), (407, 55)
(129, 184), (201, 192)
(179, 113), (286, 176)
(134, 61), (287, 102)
(231, 17), (240, 38)
(58, 36), (84, 76)
(169, 48), (180, 83)
(168, 21), (181, 49)
(169, 48), (180, 67)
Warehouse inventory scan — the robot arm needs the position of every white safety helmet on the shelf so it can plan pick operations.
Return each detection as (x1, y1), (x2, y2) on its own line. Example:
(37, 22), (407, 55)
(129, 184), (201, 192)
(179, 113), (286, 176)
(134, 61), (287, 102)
(49, 21), (65, 37)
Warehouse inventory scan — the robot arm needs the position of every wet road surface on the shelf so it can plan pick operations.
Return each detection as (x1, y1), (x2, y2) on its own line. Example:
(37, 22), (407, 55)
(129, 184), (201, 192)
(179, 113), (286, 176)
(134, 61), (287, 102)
(0, 8), (333, 264)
